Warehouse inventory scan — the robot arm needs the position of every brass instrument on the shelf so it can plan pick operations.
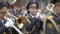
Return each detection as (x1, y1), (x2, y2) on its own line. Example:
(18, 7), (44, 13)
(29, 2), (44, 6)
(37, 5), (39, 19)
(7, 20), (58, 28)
(16, 16), (35, 34)
(7, 11), (36, 34)
(46, 4), (55, 12)
(43, 4), (60, 34)
(15, 16), (29, 28)
(7, 12), (29, 34)
(47, 4), (60, 32)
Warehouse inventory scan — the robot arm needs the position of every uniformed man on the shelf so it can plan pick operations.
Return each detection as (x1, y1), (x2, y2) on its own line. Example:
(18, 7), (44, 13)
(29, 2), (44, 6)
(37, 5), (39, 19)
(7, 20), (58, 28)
(0, 7), (14, 34)
(26, 0), (41, 34)
(43, 0), (60, 34)
(0, 1), (24, 34)
(0, 1), (15, 34)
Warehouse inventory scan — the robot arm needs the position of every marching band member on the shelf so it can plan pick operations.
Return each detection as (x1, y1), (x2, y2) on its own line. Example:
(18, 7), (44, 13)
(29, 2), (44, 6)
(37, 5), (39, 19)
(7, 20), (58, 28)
(0, 7), (14, 34)
(0, 1), (23, 34)
(26, 0), (42, 34)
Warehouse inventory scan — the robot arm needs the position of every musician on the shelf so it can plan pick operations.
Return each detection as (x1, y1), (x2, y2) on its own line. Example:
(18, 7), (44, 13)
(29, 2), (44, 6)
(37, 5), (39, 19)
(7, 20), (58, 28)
(26, 0), (42, 34)
(0, 7), (14, 34)
(0, 1), (23, 34)
(43, 0), (60, 34)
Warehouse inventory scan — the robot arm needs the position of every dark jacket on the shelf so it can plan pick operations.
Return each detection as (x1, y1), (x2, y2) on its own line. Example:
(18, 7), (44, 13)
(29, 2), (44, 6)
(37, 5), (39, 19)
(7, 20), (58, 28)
(0, 20), (10, 34)
(45, 12), (60, 34)
(26, 15), (41, 34)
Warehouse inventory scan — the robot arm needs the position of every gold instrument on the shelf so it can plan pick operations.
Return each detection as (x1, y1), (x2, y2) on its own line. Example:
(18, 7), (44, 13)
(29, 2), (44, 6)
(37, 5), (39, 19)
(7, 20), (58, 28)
(43, 4), (60, 34)
(7, 11), (36, 34)
(7, 12), (29, 34)
(16, 16), (35, 34)
(46, 4), (55, 12)
(47, 4), (60, 33)
(15, 16), (29, 28)
(2, 7), (29, 34)
(7, 11), (29, 25)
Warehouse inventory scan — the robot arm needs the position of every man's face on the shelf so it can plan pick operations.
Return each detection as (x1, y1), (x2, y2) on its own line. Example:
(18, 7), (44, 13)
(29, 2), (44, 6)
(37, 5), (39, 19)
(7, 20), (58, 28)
(0, 12), (6, 18)
(28, 4), (38, 15)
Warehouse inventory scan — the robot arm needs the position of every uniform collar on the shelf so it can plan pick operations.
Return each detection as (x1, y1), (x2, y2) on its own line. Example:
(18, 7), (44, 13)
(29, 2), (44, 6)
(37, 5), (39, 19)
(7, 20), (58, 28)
(0, 18), (6, 24)
(30, 14), (36, 18)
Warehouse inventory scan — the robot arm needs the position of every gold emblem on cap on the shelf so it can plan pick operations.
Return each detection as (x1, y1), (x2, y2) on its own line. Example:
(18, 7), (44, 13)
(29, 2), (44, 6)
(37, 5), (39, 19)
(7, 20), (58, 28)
(0, 7), (7, 12)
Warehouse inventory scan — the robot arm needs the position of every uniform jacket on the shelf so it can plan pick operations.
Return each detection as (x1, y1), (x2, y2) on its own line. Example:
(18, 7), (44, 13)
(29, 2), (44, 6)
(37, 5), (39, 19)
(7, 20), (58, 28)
(0, 17), (10, 34)
(26, 15), (41, 34)
(45, 12), (60, 34)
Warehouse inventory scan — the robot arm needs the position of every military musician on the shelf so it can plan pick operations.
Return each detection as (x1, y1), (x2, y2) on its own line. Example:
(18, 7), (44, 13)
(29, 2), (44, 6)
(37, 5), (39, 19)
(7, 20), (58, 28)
(26, 0), (42, 34)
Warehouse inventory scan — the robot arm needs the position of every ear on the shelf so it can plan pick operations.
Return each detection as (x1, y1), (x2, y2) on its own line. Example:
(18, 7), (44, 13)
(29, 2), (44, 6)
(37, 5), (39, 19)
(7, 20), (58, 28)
(28, 9), (30, 11)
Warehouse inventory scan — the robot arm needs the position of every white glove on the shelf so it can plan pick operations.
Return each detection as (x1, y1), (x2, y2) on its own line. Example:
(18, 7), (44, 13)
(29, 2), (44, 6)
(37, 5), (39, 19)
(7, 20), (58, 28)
(5, 17), (14, 28)
(4, 17), (23, 34)
(18, 23), (24, 29)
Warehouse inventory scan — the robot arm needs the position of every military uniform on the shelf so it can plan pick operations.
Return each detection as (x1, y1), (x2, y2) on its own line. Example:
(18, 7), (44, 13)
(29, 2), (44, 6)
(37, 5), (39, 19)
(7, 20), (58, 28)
(26, 15), (41, 34)
(0, 7), (13, 34)
(0, 17), (11, 34)
(0, 18), (10, 34)
(26, 0), (42, 34)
